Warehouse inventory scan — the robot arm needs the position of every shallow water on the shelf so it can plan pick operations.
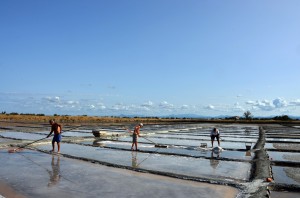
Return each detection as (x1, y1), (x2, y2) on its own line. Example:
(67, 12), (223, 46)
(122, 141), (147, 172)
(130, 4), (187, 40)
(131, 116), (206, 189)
(0, 131), (45, 140)
(272, 165), (300, 185)
(270, 191), (300, 198)
(82, 140), (254, 160)
(115, 136), (251, 150)
(265, 143), (276, 149)
(2, 123), (300, 196)
(0, 149), (239, 198)
(36, 143), (251, 181)
(268, 151), (300, 162)
(61, 131), (94, 137)
(266, 138), (300, 143)
(151, 134), (257, 143)
(0, 138), (13, 143)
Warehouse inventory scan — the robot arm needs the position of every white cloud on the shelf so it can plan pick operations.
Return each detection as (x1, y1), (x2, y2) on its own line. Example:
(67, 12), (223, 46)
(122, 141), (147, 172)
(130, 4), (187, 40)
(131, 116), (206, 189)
(273, 98), (287, 108)
(290, 99), (300, 106)
(111, 103), (127, 111)
(141, 101), (154, 108)
(67, 100), (79, 105)
(96, 102), (106, 110)
(43, 96), (60, 103)
(246, 100), (256, 105)
(205, 105), (215, 110)
(255, 100), (275, 111)
(232, 102), (245, 112)
(181, 104), (189, 109)
(89, 105), (96, 109)
(54, 104), (64, 109)
(246, 98), (289, 111)
(1, 92), (300, 117)
(159, 101), (174, 110)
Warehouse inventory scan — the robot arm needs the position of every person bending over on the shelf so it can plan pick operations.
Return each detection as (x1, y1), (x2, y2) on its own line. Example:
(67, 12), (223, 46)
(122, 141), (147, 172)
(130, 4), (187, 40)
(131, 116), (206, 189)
(210, 127), (220, 147)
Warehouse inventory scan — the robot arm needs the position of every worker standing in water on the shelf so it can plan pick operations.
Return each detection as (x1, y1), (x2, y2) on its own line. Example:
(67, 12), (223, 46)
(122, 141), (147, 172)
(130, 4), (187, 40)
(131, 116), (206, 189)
(128, 123), (143, 151)
(210, 127), (220, 147)
(47, 119), (62, 153)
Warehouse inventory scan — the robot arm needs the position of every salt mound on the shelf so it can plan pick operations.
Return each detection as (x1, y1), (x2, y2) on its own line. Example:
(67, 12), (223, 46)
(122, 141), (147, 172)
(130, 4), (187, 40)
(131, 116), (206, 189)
(212, 146), (223, 154)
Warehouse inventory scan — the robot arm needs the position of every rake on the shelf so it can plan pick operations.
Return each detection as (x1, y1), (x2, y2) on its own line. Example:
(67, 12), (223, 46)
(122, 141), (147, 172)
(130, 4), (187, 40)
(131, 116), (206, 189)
(8, 125), (81, 153)
(124, 127), (168, 148)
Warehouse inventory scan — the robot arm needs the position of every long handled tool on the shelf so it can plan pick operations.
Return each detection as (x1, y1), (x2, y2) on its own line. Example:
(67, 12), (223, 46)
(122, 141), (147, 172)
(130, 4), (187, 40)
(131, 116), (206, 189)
(140, 136), (156, 144)
(141, 136), (168, 148)
(135, 147), (161, 167)
(8, 137), (48, 153)
(8, 125), (81, 153)
(124, 127), (168, 148)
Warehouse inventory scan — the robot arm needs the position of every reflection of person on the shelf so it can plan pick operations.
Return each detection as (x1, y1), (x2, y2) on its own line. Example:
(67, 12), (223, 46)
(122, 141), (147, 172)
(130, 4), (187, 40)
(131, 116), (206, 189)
(131, 151), (138, 168)
(93, 140), (105, 147)
(47, 155), (61, 187)
(210, 151), (220, 169)
(128, 123), (143, 151)
(47, 119), (62, 153)
(210, 128), (220, 147)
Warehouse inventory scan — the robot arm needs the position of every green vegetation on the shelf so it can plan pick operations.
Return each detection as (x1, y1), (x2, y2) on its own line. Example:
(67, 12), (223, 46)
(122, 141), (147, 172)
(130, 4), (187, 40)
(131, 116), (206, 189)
(272, 115), (292, 121)
(244, 110), (253, 120)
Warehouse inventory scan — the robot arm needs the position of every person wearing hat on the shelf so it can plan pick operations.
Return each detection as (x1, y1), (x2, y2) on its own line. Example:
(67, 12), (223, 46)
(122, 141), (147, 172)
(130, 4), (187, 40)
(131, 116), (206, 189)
(46, 119), (62, 153)
(130, 123), (143, 151)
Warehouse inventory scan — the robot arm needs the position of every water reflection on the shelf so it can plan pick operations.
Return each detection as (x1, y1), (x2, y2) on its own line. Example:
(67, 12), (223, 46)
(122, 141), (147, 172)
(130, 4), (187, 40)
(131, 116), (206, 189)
(244, 129), (251, 135)
(245, 151), (252, 157)
(131, 151), (139, 168)
(47, 155), (61, 187)
(93, 140), (105, 147)
(210, 151), (220, 170)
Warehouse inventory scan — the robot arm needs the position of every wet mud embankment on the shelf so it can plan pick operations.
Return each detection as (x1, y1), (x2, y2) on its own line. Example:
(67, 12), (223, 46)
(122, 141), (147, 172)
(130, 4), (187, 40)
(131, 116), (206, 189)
(247, 126), (272, 198)
(251, 127), (271, 180)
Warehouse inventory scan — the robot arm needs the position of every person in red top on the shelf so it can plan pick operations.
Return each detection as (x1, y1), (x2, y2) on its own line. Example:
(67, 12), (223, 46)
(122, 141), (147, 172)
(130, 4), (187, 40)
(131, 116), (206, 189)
(46, 119), (62, 153)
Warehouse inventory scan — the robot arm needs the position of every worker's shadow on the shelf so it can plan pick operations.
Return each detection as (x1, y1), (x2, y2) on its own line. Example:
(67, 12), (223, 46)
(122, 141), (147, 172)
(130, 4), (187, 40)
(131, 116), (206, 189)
(47, 155), (61, 187)
(131, 151), (139, 168)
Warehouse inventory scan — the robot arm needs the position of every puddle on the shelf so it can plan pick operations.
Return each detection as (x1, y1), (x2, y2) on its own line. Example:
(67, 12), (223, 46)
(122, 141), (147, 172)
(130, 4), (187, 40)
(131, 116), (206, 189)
(266, 138), (300, 143)
(265, 143), (276, 149)
(268, 151), (300, 162)
(272, 165), (300, 185)
(82, 140), (254, 160)
(115, 136), (251, 150)
(151, 134), (257, 143)
(270, 191), (300, 198)
(0, 138), (13, 143)
(271, 143), (300, 151)
(0, 131), (93, 139)
(61, 131), (94, 137)
(71, 129), (92, 133)
(0, 132), (46, 140)
(36, 143), (251, 181)
(0, 149), (239, 198)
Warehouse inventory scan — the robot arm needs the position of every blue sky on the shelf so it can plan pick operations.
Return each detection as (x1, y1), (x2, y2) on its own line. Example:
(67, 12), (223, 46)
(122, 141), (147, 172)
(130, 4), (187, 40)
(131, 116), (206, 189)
(1, 0), (300, 117)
